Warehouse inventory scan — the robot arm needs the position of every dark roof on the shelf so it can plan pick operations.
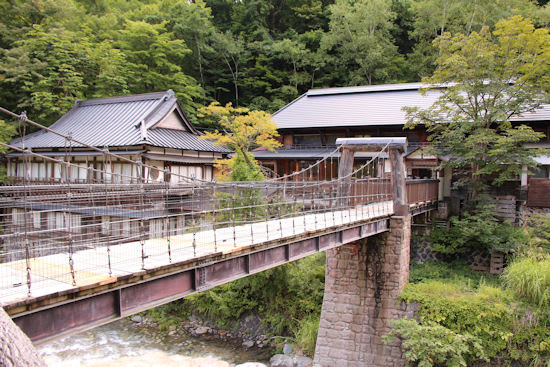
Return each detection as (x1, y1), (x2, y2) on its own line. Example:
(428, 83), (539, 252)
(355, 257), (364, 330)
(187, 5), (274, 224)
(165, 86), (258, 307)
(253, 148), (387, 160)
(11, 90), (229, 153)
(272, 82), (550, 129)
(147, 128), (229, 152)
(143, 153), (218, 164)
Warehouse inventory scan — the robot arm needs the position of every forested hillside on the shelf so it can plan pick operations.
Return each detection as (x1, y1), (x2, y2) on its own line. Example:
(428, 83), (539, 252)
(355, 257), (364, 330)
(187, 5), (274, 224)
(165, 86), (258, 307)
(1, 0), (549, 127)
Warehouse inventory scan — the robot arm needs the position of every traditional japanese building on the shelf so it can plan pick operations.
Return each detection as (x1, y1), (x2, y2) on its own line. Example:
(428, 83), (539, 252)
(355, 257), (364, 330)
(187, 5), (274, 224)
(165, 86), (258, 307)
(3, 91), (230, 255)
(254, 82), (550, 212)
(8, 90), (230, 184)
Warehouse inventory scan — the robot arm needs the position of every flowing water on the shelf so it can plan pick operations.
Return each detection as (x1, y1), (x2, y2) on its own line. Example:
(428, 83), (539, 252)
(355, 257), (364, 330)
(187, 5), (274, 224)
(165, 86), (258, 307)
(38, 319), (271, 367)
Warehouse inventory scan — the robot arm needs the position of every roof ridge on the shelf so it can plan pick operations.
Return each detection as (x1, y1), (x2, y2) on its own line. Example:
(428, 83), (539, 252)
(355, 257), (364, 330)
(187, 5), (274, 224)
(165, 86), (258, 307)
(306, 82), (429, 97)
(149, 127), (194, 134)
(76, 90), (173, 107)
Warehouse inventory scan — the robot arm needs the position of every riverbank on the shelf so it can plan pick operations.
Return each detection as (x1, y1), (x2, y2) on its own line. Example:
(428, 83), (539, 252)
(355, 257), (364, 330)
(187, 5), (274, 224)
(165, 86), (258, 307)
(144, 252), (326, 357)
(38, 318), (272, 367)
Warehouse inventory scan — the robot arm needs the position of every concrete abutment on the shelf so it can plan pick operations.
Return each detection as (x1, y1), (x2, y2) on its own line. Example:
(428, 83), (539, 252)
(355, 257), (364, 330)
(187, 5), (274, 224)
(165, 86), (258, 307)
(314, 215), (411, 367)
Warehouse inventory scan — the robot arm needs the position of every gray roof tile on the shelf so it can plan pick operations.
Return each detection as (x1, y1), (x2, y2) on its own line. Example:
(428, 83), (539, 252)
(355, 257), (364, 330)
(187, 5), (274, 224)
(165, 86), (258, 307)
(273, 83), (550, 129)
(11, 90), (229, 154)
(147, 128), (230, 152)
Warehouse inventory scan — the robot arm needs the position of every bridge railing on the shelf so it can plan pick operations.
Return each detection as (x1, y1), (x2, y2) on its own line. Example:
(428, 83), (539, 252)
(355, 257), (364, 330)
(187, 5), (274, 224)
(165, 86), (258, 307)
(0, 173), (397, 297)
(406, 179), (439, 205)
(0, 106), (436, 301)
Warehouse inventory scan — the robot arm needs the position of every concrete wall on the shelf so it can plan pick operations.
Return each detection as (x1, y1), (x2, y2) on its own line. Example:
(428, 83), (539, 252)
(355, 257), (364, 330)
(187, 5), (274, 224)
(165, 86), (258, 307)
(314, 215), (411, 367)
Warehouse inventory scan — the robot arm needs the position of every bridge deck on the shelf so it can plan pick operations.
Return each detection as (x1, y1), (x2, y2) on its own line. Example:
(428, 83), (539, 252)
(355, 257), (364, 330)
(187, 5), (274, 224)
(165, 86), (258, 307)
(1, 201), (393, 308)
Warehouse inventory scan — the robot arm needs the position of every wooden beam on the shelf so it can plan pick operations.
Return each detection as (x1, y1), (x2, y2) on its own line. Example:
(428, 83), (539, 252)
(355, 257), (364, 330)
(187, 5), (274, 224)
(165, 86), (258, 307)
(389, 147), (408, 216)
(338, 147), (355, 206)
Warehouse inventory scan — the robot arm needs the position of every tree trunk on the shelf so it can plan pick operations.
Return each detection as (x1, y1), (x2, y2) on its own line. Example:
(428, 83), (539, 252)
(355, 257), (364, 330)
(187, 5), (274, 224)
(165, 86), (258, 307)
(0, 308), (46, 367)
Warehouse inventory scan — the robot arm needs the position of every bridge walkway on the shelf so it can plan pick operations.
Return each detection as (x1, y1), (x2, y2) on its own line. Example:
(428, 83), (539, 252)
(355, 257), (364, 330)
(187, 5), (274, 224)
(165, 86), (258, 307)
(0, 201), (393, 308)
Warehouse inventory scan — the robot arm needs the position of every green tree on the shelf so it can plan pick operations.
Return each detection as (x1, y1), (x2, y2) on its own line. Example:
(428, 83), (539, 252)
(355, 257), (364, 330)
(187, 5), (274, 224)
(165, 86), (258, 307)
(405, 16), (550, 194)
(211, 31), (246, 106)
(117, 20), (202, 112)
(407, 0), (545, 79)
(199, 102), (280, 169)
(1, 26), (90, 124)
(157, 0), (217, 92)
(322, 0), (399, 85)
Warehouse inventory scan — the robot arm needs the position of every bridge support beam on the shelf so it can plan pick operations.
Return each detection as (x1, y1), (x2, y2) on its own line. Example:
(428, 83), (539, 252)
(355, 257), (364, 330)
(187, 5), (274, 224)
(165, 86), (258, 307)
(314, 214), (411, 367)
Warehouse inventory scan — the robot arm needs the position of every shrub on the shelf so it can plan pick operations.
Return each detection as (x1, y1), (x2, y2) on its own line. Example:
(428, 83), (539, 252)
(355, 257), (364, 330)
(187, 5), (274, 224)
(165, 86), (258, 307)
(502, 256), (550, 308)
(428, 206), (528, 256)
(526, 214), (550, 246)
(409, 260), (499, 289)
(400, 281), (514, 358)
(400, 278), (550, 365)
(293, 314), (320, 357)
(385, 318), (486, 367)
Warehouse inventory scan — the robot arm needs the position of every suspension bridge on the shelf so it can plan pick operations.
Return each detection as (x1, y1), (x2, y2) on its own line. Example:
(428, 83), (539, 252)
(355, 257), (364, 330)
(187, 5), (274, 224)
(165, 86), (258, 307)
(0, 109), (438, 347)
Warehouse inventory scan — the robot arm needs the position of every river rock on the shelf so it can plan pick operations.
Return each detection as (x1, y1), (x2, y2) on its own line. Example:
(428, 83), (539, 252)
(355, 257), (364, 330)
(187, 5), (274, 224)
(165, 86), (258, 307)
(239, 313), (265, 334)
(195, 326), (209, 335)
(242, 340), (255, 348)
(283, 343), (293, 355)
(270, 354), (293, 367)
(130, 315), (142, 323)
(235, 363), (268, 367)
(294, 355), (314, 367)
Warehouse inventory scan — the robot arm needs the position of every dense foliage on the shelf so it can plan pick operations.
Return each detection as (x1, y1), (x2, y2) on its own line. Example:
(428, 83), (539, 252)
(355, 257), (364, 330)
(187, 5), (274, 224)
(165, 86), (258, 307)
(428, 203), (528, 256)
(152, 253), (325, 355)
(405, 15), (550, 193)
(389, 257), (550, 366)
(1, 0), (548, 128)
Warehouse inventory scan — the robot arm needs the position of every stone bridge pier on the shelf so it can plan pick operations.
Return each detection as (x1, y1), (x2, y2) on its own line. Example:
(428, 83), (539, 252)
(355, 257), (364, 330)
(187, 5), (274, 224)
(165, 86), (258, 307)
(313, 215), (411, 367)
(314, 137), (411, 366)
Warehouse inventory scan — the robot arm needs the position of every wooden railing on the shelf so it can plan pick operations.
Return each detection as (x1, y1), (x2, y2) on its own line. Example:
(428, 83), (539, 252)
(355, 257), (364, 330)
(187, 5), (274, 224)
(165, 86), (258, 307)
(406, 179), (439, 205)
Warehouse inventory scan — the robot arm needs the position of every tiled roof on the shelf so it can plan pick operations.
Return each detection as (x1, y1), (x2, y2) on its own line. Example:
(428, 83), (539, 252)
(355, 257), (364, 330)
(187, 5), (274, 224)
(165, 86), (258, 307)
(147, 128), (230, 153)
(252, 148), (387, 159)
(272, 82), (550, 129)
(11, 90), (229, 153)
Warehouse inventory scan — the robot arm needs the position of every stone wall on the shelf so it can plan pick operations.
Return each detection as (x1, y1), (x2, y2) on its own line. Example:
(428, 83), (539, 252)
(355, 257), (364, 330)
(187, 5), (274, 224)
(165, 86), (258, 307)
(522, 206), (550, 219)
(314, 215), (411, 367)
(0, 308), (46, 367)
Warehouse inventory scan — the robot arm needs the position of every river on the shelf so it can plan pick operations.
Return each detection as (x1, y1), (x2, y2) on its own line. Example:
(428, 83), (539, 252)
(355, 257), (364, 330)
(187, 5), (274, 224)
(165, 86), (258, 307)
(38, 319), (271, 367)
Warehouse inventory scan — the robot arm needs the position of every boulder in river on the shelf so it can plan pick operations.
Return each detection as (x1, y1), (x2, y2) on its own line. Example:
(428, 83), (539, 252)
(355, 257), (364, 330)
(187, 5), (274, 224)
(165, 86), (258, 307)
(235, 363), (268, 367)
(130, 315), (142, 323)
(242, 340), (255, 348)
(195, 326), (209, 335)
(283, 343), (293, 355)
(270, 354), (293, 367)
(270, 354), (314, 367)
(294, 355), (314, 367)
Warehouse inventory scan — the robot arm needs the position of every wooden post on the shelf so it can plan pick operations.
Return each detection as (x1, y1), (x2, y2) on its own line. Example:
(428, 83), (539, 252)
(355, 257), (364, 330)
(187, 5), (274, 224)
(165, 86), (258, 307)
(338, 147), (355, 207)
(519, 165), (528, 201)
(389, 146), (408, 216)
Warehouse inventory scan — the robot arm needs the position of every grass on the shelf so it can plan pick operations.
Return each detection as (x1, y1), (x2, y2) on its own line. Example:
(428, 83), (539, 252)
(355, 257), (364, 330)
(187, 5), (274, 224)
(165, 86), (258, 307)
(502, 257), (550, 307)
(409, 260), (501, 290)
(293, 313), (320, 357)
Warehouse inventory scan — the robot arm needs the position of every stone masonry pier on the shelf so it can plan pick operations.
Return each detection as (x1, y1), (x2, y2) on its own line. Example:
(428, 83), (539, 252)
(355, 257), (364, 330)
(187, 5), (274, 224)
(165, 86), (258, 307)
(314, 214), (411, 367)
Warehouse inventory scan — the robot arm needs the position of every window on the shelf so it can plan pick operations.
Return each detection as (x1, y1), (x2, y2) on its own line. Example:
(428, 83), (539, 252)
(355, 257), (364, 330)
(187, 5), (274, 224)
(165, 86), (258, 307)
(411, 168), (433, 179)
(532, 165), (550, 179)
(324, 135), (345, 145)
(293, 135), (322, 146)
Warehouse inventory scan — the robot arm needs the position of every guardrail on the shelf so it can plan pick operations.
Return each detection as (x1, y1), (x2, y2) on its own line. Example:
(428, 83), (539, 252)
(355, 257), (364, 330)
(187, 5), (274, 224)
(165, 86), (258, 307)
(406, 179), (439, 205)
